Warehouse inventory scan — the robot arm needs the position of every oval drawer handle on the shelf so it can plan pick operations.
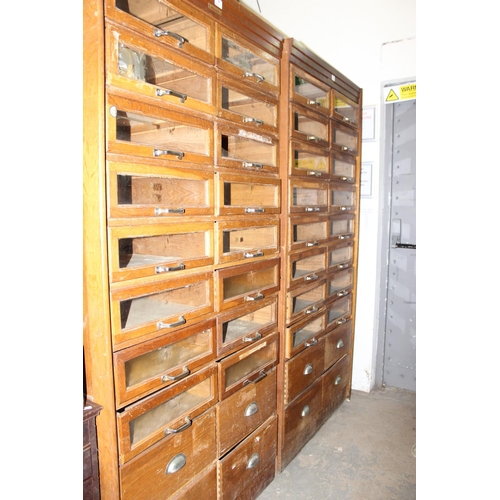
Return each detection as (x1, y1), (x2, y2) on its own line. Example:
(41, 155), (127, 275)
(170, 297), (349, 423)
(154, 207), (185, 215)
(162, 366), (190, 382)
(155, 263), (185, 274)
(305, 274), (318, 282)
(307, 171), (322, 177)
(246, 453), (260, 469)
(153, 148), (185, 160)
(336, 339), (345, 349)
(243, 117), (264, 126)
(243, 161), (263, 169)
(157, 316), (186, 329)
(244, 251), (264, 259)
(307, 99), (320, 107)
(337, 290), (349, 297)
(335, 376), (343, 385)
(303, 363), (314, 375)
(244, 370), (267, 386)
(245, 207), (265, 213)
(244, 402), (259, 417)
(306, 241), (319, 247)
(244, 292), (264, 302)
(337, 318), (347, 326)
(301, 404), (311, 417)
(305, 207), (320, 212)
(305, 338), (318, 348)
(305, 306), (318, 315)
(243, 331), (262, 343)
(154, 29), (188, 48)
(156, 88), (187, 103)
(165, 453), (187, 475)
(243, 72), (265, 83)
(165, 416), (192, 435)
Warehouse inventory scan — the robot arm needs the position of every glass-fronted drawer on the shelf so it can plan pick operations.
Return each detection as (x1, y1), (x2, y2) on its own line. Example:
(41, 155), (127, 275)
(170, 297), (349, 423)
(113, 319), (216, 407)
(217, 26), (280, 96)
(108, 222), (214, 283)
(291, 105), (329, 148)
(329, 214), (355, 242)
(216, 123), (278, 175)
(216, 258), (280, 312)
(216, 173), (280, 216)
(285, 308), (326, 359)
(330, 183), (357, 213)
(106, 22), (215, 115)
(218, 74), (279, 136)
(107, 161), (214, 219)
(287, 246), (327, 290)
(288, 216), (329, 252)
(290, 65), (330, 115)
(105, 0), (214, 65)
(290, 141), (330, 179)
(216, 295), (278, 357)
(333, 91), (360, 128)
(117, 364), (217, 464)
(327, 241), (354, 273)
(217, 218), (279, 265)
(107, 94), (213, 165)
(325, 295), (352, 332)
(289, 179), (328, 214)
(327, 268), (354, 300)
(286, 278), (326, 325)
(331, 119), (359, 155)
(110, 272), (214, 348)
(331, 151), (357, 183)
(217, 332), (278, 400)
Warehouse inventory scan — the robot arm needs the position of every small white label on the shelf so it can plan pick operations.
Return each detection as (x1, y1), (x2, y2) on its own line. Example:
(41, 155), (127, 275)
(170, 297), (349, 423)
(238, 129), (272, 144)
(331, 74), (336, 82)
(214, 0), (223, 9)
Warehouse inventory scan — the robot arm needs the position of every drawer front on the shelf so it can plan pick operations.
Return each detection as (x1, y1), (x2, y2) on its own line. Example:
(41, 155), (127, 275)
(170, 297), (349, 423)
(327, 240), (354, 274)
(290, 141), (330, 180)
(113, 319), (216, 407)
(107, 161), (214, 220)
(285, 308), (325, 360)
(289, 179), (328, 214)
(329, 181), (357, 213)
(108, 222), (214, 284)
(331, 118), (359, 156)
(218, 332), (278, 400)
(117, 365), (217, 463)
(284, 339), (324, 405)
(325, 294), (352, 331)
(323, 320), (353, 371)
(333, 91), (360, 128)
(290, 64), (330, 115)
(290, 105), (329, 149)
(327, 267), (354, 299)
(288, 216), (329, 252)
(218, 416), (278, 500)
(287, 245), (327, 290)
(119, 408), (216, 500)
(110, 272), (213, 348)
(217, 367), (277, 456)
(329, 214), (355, 242)
(286, 278), (326, 325)
(322, 354), (351, 419)
(169, 464), (217, 500)
(331, 150), (357, 183)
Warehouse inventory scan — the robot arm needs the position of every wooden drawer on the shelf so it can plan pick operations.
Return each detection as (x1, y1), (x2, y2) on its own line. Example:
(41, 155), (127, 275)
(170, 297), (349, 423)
(284, 338), (324, 405)
(218, 416), (277, 500)
(323, 320), (353, 372)
(169, 464), (217, 500)
(107, 94), (214, 166)
(105, 21), (215, 115)
(215, 172), (281, 217)
(325, 294), (352, 332)
(104, 0), (215, 66)
(216, 295), (277, 358)
(216, 218), (279, 266)
(117, 365), (217, 464)
(289, 178), (328, 214)
(333, 90), (360, 129)
(110, 272), (213, 348)
(286, 277), (326, 325)
(322, 354), (351, 421)
(327, 240), (354, 274)
(217, 366), (277, 456)
(108, 222), (214, 284)
(288, 215), (329, 252)
(107, 160), (214, 220)
(289, 140), (330, 180)
(216, 258), (280, 312)
(327, 267), (354, 299)
(329, 181), (357, 213)
(113, 319), (216, 408)
(329, 214), (355, 241)
(285, 308), (325, 360)
(290, 105), (329, 149)
(331, 150), (357, 183)
(287, 245), (327, 290)
(119, 408), (216, 500)
(217, 332), (278, 400)
(290, 64), (330, 116)
(331, 118), (359, 156)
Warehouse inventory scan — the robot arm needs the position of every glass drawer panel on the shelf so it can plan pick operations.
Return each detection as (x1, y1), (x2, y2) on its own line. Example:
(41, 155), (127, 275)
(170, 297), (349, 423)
(291, 251), (326, 281)
(331, 120), (358, 155)
(285, 311), (325, 359)
(223, 265), (276, 301)
(330, 216), (355, 240)
(330, 187), (356, 212)
(292, 108), (329, 146)
(290, 181), (328, 213)
(109, 223), (213, 283)
(333, 92), (359, 127)
(325, 295), (352, 329)
(286, 279), (326, 324)
(292, 144), (330, 179)
(289, 217), (328, 250)
(332, 152), (356, 182)
(108, 162), (213, 219)
(327, 268), (354, 297)
(328, 242), (354, 272)
(291, 66), (329, 113)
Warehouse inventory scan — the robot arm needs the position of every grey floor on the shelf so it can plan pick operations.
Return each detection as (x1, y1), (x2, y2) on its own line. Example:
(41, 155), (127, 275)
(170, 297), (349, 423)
(258, 387), (416, 500)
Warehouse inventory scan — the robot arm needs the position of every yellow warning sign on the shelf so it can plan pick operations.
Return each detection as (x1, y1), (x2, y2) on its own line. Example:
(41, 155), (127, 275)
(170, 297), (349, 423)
(384, 82), (416, 103)
(386, 89), (399, 102)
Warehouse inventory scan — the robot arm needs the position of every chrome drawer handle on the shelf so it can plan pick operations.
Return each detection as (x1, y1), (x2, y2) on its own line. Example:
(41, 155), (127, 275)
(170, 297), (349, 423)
(244, 370), (267, 386)
(342, 146), (354, 153)
(165, 453), (187, 475)
(337, 318), (347, 325)
(340, 206), (349, 211)
(307, 99), (320, 107)
(334, 376), (342, 385)
(301, 405), (311, 417)
(305, 207), (320, 212)
(165, 416), (192, 435)
(246, 453), (260, 469)
(244, 402), (259, 417)
(162, 366), (190, 382)
(339, 176), (353, 182)
(243, 117), (264, 126)
(153, 148), (185, 160)
(243, 161), (263, 169)
(338, 263), (349, 269)
(157, 316), (186, 329)
(305, 274), (318, 281)
(343, 116), (351, 123)
(306, 241), (319, 247)
(306, 135), (322, 142)
(337, 339), (345, 349)
(155, 263), (185, 273)
(307, 171), (322, 177)
(156, 88), (187, 103)
(244, 251), (264, 259)
(337, 290), (349, 297)
(244, 292), (264, 302)
(245, 207), (265, 213)
(303, 363), (314, 375)
(305, 338), (318, 347)
(243, 331), (262, 343)
(154, 29), (188, 48)
(154, 207), (185, 215)
(305, 306), (318, 315)
(338, 234), (351, 240)
(243, 72), (265, 83)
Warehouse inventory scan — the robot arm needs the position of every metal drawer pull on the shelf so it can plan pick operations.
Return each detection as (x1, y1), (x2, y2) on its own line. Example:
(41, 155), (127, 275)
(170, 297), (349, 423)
(165, 417), (192, 435)
(306, 241), (319, 247)
(338, 263), (349, 269)
(343, 116), (351, 122)
(162, 366), (190, 382)
(303, 363), (314, 375)
(341, 146), (354, 153)
(339, 176), (353, 182)
(243, 117), (264, 126)
(153, 148), (185, 160)
(243, 72), (265, 83)
(243, 331), (262, 343)
(301, 405), (311, 417)
(244, 293), (264, 302)
(307, 171), (322, 177)
(244, 251), (264, 259)
(307, 99), (320, 107)
(305, 207), (320, 212)
(305, 306), (318, 315)
(337, 339), (345, 349)
(340, 206), (350, 211)
(245, 207), (265, 213)
(307, 135), (321, 142)
(244, 402), (259, 417)
(305, 338), (318, 347)
(157, 316), (186, 329)
(165, 453), (187, 475)
(337, 318), (347, 325)
(243, 161), (263, 169)
(246, 453), (260, 469)
(155, 263), (185, 273)
(154, 29), (188, 48)
(337, 290), (348, 297)
(338, 234), (351, 240)
(305, 274), (318, 281)
(156, 88), (187, 103)
(154, 207), (185, 215)
(334, 376), (342, 385)
(244, 370), (267, 386)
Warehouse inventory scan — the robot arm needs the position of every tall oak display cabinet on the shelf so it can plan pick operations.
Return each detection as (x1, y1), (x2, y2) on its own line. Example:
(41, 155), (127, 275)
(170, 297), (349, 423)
(83, 1), (361, 499)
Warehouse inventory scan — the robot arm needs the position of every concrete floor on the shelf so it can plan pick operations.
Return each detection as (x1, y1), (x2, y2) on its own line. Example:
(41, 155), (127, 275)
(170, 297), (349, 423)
(259, 387), (416, 500)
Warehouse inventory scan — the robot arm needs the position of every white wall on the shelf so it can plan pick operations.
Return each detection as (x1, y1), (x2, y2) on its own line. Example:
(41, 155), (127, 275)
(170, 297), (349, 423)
(240, 0), (416, 392)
